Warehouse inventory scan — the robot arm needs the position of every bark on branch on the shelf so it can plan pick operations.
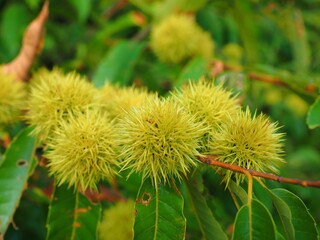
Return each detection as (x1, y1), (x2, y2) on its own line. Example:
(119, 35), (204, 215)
(198, 154), (320, 188)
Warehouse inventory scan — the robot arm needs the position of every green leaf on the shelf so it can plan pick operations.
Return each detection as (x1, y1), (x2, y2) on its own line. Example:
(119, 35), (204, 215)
(228, 180), (248, 205)
(129, 0), (153, 15)
(0, 127), (35, 236)
(231, 1), (260, 65)
(276, 231), (286, 240)
(264, 188), (295, 239)
(278, 8), (310, 74)
(68, 0), (91, 22)
(25, 0), (42, 10)
(92, 40), (145, 88)
(96, 12), (145, 40)
(185, 173), (228, 240)
(176, 57), (208, 87)
(46, 184), (101, 240)
(134, 179), (186, 240)
(0, 3), (30, 60)
(272, 189), (318, 240)
(307, 96), (320, 129)
(233, 199), (276, 240)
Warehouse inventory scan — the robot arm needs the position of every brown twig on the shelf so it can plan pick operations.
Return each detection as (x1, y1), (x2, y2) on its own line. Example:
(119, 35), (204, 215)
(104, 0), (128, 19)
(132, 25), (150, 41)
(198, 155), (320, 188)
(247, 73), (288, 87)
(211, 60), (289, 87)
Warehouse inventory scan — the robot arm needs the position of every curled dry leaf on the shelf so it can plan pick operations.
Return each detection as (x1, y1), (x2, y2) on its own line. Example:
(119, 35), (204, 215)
(1, 0), (49, 81)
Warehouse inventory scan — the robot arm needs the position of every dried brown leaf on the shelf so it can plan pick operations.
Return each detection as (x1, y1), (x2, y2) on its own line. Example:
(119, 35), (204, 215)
(1, 0), (49, 81)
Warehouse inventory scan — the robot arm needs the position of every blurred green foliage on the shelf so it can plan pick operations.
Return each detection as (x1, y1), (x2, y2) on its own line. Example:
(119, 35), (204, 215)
(1, 0), (320, 239)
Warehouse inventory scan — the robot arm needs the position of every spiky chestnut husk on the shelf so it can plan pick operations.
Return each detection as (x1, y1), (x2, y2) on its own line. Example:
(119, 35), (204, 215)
(98, 83), (153, 120)
(196, 31), (215, 60)
(46, 109), (119, 191)
(171, 79), (240, 152)
(26, 69), (98, 138)
(28, 67), (63, 88)
(210, 108), (285, 186)
(150, 14), (214, 63)
(118, 97), (206, 185)
(98, 200), (134, 240)
(222, 43), (243, 64)
(0, 71), (26, 125)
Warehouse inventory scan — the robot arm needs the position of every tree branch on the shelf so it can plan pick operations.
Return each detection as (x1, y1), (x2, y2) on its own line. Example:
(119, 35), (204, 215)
(247, 72), (288, 87)
(198, 155), (320, 188)
(210, 60), (318, 95)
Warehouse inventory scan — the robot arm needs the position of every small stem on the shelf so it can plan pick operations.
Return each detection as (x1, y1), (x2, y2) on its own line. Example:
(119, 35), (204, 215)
(198, 155), (320, 188)
(244, 171), (253, 240)
(154, 177), (159, 240)
(244, 171), (253, 206)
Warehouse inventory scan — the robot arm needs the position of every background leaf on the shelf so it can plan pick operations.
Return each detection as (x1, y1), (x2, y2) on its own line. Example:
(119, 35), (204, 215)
(134, 179), (186, 240)
(272, 188), (318, 240)
(0, 3), (30, 61)
(230, 1), (259, 65)
(307, 96), (320, 129)
(96, 12), (145, 41)
(92, 40), (145, 87)
(233, 199), (276, 240)
(46, 184), (101, 240)
(68, 0), (92, 22)
(0, 127), (35, 236)
(176, 57), (208, 87)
